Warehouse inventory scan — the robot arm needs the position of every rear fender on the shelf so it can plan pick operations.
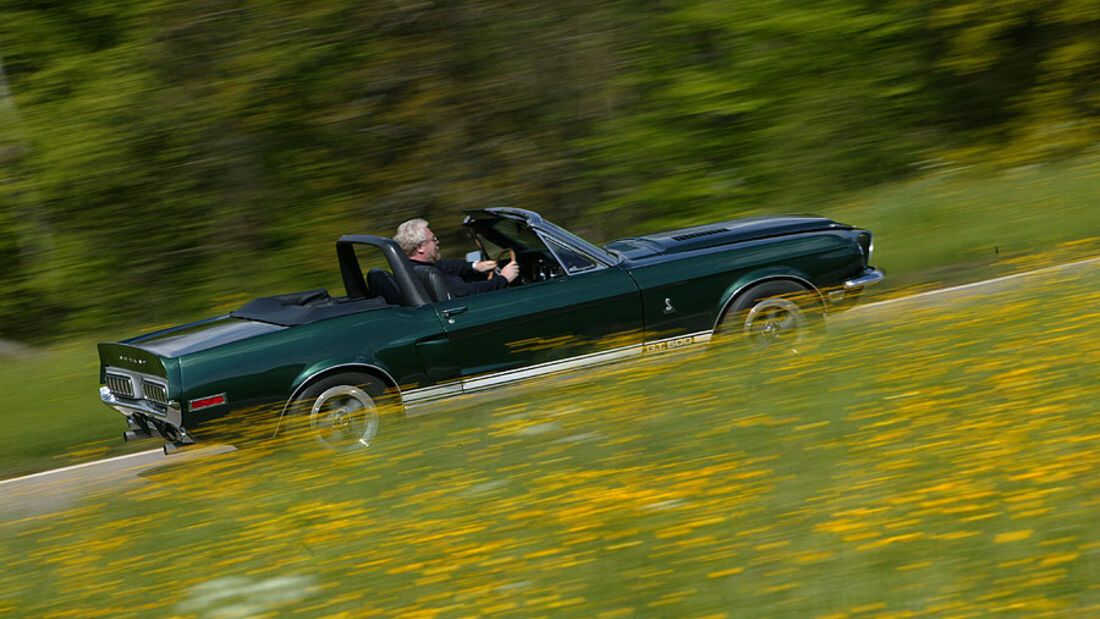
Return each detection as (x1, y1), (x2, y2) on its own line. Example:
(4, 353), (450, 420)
(272, 361), (403, 437)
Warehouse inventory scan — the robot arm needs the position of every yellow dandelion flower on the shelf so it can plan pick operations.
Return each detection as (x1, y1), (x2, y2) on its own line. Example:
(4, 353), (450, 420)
(994, 530), (1033, 543)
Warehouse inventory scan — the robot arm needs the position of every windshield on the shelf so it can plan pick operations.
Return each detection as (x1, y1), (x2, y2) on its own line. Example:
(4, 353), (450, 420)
(538, 221), (618, 266)
(465, 215), (618, 267)
(466, 216), (544, 252)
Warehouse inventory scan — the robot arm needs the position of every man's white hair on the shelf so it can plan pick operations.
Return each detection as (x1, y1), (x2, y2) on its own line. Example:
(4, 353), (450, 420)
(394, 218), (431, 255)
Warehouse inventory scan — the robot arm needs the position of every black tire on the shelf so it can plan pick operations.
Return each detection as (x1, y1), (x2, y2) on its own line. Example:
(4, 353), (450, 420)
(289, 372), (392, 450)
(716, 280), (824, 354)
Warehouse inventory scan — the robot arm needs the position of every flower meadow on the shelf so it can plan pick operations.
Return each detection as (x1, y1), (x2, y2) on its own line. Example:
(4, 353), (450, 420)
(1, 267), (1097, 618)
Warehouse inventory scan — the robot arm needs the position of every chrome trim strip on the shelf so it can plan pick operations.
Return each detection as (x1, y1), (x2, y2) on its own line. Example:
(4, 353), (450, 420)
(532, 221), (619, 267)
(844, 268), (884, 290)
(402, 381), (464, 406)
(406, 331), (715, 407)
(536, 230), (605, 275)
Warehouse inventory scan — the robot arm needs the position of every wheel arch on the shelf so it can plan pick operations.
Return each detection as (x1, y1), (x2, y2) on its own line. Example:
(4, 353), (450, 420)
(272, 363), (404, 437)
(712, 273), (825, 334)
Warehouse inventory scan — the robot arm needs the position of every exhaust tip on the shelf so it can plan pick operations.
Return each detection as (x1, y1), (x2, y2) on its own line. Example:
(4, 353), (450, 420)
(123, 430), (151, 442)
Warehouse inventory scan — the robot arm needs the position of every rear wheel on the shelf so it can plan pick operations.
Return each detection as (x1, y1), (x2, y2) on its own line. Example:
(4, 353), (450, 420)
(292, 373), (391, 449)
(717, 281), (823, 354)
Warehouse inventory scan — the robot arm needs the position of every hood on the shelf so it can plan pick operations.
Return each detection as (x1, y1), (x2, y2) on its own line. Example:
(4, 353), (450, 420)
(112, 315), (286, 359)
(604, 215), (850, 260)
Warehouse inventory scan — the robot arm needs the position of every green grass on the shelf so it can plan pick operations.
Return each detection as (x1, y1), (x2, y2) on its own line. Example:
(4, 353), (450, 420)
(1, 261), (1096, 617)
(0, 335), (152, 479)
(819, 153), (1100, 294)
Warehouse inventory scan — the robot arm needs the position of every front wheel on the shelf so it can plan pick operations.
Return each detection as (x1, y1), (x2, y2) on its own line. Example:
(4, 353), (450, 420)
(292, 373), (391, 450)
(717, 281), (823, 354)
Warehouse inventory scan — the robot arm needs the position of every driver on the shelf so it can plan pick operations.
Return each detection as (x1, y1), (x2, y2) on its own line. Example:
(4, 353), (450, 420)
(395, 218), (519, 297)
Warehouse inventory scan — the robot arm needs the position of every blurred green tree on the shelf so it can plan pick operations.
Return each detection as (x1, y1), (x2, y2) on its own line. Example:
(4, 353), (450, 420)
(0, 0), (1094, 340)
(927, 0), (1100, 157)
(577, 0), (937, 233)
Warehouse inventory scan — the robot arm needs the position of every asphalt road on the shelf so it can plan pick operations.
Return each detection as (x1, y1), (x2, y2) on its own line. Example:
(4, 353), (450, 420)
(2, 256), (1096, 521)
(0, 444), (237, 521)
(836, 256), (1100, 318)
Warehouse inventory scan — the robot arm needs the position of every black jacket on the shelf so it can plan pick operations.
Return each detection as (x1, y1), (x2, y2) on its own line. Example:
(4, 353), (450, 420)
(412, 258), (510, 298)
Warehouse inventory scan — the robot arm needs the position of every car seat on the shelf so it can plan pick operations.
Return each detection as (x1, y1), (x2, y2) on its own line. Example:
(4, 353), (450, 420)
(366, 268), (406, 306)
(411, 264), (453, 302)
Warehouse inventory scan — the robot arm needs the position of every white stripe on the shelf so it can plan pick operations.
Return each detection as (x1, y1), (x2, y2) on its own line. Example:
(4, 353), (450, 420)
(0, 449), (162, 486)
(853, 256), (1100, 312)
(405, 330), (716, 406)
(462, 342), (644, 393)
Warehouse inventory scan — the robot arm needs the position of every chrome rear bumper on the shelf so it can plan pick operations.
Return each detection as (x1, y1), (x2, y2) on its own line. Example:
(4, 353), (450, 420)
(100, 386), (195, 445)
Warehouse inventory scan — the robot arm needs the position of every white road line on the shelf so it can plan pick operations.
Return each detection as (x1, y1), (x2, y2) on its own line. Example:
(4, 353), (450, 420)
(853, 256), (1100, 312)
(0, 449), (162, 486)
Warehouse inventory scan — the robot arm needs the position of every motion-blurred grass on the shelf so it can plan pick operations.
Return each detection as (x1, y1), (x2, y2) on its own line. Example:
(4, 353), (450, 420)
(1, 253), (1096, 616)
(819, 154), (1100, 294)
(1, 154), (1098, 479)
(0, 334), (153, 479)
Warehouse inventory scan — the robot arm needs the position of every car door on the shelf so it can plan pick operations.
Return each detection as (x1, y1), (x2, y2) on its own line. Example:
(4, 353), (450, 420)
(434, 245), (643, 392)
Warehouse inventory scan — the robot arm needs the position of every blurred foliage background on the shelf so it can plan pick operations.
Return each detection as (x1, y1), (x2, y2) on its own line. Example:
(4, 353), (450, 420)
(1, 0), (1097, 340)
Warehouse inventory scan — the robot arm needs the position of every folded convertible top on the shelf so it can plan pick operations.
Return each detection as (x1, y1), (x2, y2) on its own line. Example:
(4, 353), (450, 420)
(231, 289), (390, 326)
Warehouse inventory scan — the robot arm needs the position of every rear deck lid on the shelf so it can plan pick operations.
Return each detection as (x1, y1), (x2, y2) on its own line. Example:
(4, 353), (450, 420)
(114, 315), (286, 359)
(97, 342), (170, 377)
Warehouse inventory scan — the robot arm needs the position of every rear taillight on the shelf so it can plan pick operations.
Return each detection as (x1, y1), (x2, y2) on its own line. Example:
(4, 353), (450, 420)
(190, 394), (227, 411)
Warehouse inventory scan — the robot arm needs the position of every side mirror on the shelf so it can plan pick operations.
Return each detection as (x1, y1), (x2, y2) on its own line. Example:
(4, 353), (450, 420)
(465, 250), (484, 263)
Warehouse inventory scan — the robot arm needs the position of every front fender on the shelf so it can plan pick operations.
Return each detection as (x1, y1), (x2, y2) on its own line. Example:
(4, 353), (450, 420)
(714, 267), (823, 325)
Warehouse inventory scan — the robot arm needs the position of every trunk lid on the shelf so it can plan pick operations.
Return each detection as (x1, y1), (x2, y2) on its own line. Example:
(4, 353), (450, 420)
(97, 342), (170, 378)
(111, 315), (286, 359)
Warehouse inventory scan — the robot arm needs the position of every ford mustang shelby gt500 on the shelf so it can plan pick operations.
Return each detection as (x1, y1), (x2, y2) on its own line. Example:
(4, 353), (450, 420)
(98, 208), (882, 450)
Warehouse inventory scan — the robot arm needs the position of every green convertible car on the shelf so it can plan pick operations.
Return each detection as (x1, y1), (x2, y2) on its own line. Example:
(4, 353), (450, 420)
(98, 208), (882, 451)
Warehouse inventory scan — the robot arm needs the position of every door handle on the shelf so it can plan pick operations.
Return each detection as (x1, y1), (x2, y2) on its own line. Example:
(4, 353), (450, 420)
(442, 306), (468, 319)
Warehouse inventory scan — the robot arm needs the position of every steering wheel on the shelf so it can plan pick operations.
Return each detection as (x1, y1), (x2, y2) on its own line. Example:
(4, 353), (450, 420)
(488, 249), (517, 279)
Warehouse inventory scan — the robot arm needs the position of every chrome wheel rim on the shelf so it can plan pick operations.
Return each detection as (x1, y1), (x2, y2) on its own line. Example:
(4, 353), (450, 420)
(743, 298), (808, 353)
(309, 385), (379, 449)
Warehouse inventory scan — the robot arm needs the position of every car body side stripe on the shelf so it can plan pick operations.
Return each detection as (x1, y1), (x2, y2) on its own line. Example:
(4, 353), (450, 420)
(402, 331), (712, 408)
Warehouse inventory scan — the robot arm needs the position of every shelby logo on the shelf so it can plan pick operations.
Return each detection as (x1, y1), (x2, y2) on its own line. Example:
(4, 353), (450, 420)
(645, 336), (695, 353)
(119, 355), (147, 366)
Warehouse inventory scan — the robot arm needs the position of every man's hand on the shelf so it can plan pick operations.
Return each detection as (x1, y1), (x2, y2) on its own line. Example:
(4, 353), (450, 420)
(473, 260), (496, 273)
(500, 262), (519, 282)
